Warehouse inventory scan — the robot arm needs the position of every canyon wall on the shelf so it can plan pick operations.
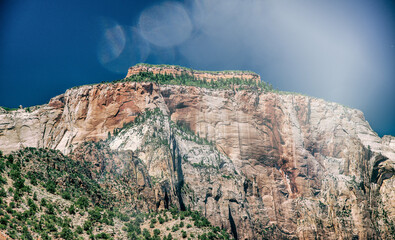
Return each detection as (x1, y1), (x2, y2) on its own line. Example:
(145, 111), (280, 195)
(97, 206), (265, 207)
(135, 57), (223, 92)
(0, 67), (393, 239)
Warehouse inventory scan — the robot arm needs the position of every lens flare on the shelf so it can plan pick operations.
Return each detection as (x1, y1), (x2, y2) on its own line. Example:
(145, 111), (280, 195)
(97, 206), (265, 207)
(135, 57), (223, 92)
(138, 2), (193, 47)
(98, 23), (150, 74)
(97, 19), (126, 65)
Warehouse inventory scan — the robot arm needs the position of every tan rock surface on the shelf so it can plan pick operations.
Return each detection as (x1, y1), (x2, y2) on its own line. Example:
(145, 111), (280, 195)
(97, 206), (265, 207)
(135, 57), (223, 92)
(0, 66), (393, 239)
(126, 64), (261, 83)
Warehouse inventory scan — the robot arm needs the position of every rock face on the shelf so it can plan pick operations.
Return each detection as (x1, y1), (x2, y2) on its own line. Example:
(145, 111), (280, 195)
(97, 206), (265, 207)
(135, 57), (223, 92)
(0, 65), (394, 239)
(126, 64), (261, 83)
(0, 82), (162, 154)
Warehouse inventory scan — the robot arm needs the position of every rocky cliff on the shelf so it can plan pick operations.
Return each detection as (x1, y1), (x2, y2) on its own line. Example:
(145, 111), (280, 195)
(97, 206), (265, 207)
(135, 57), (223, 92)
(0, 65), (394, 239)
(126, 64), (261, 83)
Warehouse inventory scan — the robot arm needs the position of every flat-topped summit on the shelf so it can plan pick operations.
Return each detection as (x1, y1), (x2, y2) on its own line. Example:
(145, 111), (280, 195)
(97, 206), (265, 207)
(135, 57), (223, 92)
(126, 63), (261, 83)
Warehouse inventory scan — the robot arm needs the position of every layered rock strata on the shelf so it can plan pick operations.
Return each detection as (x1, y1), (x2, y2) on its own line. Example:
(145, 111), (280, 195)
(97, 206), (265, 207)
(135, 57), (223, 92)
(126, 64), (261, 83)
(0, 66), (393, 239)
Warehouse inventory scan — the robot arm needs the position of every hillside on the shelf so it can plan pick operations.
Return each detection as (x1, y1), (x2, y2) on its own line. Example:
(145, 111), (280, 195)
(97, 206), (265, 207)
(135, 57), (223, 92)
(0, 64), (394, 239)
(0, 147), (231, 240)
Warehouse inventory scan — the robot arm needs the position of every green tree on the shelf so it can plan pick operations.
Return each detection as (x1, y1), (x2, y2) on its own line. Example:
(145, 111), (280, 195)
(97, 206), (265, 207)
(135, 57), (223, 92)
(167, 233), (173, 240)
(143, 228), (151, 240)
(22, 226), (34, 240)
(46, 181), (56, 194)
(13, 177), (25, 191)
(77, 196), (89, 209)
(40, 198), (47, 207)
(88, 207), (102, 222)
(181, 230), (187, 238)
(60, 226), (74, 240)
(153, 229), (160, 236)
(62, 191), (71, 200)
(83, 220), (92, 231)
(68, 204), (76, 215)
(46, 203), (55, 215)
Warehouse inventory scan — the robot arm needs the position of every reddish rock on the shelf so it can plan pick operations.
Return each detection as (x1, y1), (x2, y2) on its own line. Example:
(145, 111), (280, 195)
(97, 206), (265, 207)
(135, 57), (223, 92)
(0, 66), (393, 239)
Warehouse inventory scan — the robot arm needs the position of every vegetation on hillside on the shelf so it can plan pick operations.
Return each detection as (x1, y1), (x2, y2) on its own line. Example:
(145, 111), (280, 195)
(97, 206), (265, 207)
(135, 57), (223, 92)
(0, 144), (234, 239)
(134, 63), (257, 75)
(114, 71), (275, 92)
(0, 106), (19, 112)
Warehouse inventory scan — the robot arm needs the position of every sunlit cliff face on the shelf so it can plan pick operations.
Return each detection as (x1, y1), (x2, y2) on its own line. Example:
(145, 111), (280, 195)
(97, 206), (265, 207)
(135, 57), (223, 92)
(95, 0), (394, 136)
(0, 65), (394, 239)
(0, 0), (394, 136)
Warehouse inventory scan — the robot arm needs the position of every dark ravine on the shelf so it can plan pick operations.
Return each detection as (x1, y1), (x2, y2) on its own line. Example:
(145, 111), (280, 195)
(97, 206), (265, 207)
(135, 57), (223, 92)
(228, 206), (238, 240)
(172, 135), (186, 211)
(0, 64), (394, 239)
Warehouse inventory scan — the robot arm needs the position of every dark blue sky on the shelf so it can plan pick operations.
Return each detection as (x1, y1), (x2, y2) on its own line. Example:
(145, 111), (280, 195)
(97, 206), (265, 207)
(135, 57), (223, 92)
(1, 0), (394, 137)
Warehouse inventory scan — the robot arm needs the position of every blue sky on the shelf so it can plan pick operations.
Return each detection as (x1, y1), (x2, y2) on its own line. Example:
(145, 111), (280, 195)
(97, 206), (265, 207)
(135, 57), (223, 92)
(0, 0), (394, 136)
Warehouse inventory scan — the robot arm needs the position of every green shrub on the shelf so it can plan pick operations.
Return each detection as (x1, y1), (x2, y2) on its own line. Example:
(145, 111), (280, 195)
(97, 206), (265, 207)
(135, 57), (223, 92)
(76, 196), (89, 210)
(46, 204), (55, 215)
(153, 228), (160, 236)
(83, 220), (92, 231)
(22, 226), (33, 240)
(88, 207), (102, 222)
(7, 155), (14, 164)
(41, 232), (50, 240)
(45, 181), (56, 194)
(27, 198), (37, 212)
(0, 217), (8, 226)
(28, 173), (38, 186)
(142, 228), (151, 239)
(0, 188), (6, 197)
(118, 213), (129, 222)
(60, 227), (74, 240)
(62, 191), (71, 200)
(101, 212), (114, 226)
(67, 204), (75, 215)
(45, 221), (57, 232)
(0, 160), (5, 173)
(76, 225), (83, 234)
(40, 198), (47, 207)
(95, 232), (110, 239)
(33, 192), (38, 201)
(171, 224), (179, 232)
(167, 233), (173, 240)
(13, 177), (25, 191)
(0, 176), (7, 185)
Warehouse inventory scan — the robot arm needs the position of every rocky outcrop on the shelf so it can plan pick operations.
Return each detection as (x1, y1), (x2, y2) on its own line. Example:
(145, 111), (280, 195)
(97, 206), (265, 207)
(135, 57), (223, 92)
(0, 65), (394, 239)
(126, 64), (261, 83)
(0, 82), (163, 154)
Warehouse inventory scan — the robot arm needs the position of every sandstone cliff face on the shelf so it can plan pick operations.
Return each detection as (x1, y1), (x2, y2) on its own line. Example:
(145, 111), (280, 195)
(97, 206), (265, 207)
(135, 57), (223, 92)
(126, 64), (261, 83)
(160, 85), (395, 239)
(0, 67), (394, 239)
(0, 82), (162, 154)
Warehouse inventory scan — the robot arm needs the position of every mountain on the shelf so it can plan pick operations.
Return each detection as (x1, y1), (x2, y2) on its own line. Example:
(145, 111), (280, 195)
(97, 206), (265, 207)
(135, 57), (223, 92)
(0, 64), (394, 239)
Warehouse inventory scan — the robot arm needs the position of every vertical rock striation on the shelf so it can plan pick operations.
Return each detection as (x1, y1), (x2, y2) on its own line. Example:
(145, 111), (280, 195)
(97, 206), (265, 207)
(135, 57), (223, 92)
(0, 65), (393, 239)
